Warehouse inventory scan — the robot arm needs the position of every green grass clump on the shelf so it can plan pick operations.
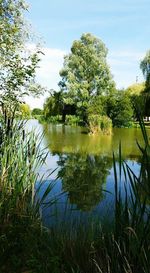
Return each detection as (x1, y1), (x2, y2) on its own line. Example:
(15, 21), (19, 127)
(88, 114), (112, 134)
(0, 118), (55, 272)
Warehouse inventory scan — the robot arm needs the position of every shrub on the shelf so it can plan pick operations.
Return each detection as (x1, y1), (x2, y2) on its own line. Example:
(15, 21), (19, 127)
(108, 91), (134, 127)
(88, 115), (112, 134)
(100, 115), (112, 134)
(47, 115), (62, 123)
(32, 108), (43, 116)
(65, 115), (80, 125)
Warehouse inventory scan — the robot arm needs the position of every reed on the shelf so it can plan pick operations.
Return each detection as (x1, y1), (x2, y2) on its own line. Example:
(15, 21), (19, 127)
(0, 117), (56, 272)
(92, 117), (150, 273)
(1, 115), (150, 273)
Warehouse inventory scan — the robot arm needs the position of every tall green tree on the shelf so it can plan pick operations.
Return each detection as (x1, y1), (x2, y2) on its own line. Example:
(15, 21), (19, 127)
(0, 0), (43, 123)
(59, 33), (115, 122)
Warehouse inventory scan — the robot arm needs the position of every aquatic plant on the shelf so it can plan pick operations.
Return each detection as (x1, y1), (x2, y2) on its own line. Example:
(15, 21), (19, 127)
(88, 114), (112, 135)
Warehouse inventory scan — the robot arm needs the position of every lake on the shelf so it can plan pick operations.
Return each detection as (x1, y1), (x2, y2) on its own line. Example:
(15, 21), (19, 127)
(27, 120), (150, 227)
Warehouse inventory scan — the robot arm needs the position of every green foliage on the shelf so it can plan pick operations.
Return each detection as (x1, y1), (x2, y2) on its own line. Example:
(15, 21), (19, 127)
(59, 33), (115, 122)
(0, 0), (44, 122)
(0, 0), (28, 62)
(32, 108), (43, 116)
(126, 82), (145, 96)
(46, 115), (62, 123)
(19, 103), (31, 118)
(86, 95), (107, 117)
(0, 117), (56, 272)
(126, 83), (146, 118)
(88, 114), (112, 134)
(108, 90), (133, 127)
(88, 114), (102, 134)
(65, 115), (80, 125)
(100, 115), (112, 134)
(140, 52), (150, 117)
(43, 91), (63, 119)
(140, 50), (150, 91)
(0, 122), (42, 225)
(139, 51), (150, 116)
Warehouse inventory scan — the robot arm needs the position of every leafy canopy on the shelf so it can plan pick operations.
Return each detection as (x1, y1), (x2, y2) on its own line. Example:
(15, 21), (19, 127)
(43, 91), (63, 118)
(19, 103), (31, 118)
(140, 51), (150, 116)
(0, 0), (44, 118)
(107, 90), (133, 127)
(59, 33), (115, 109)
(126, 83), (145, 96)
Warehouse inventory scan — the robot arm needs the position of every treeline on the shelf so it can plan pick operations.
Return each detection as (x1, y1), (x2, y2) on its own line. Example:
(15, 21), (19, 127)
(43, 88), (133, 129)
(41, 34), (150, 133)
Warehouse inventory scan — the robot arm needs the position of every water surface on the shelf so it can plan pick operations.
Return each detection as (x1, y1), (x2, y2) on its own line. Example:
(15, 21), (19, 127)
(28, 120), (150, 227)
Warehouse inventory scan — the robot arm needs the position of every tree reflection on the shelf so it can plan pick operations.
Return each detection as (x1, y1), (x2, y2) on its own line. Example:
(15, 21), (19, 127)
(57, 153), (112, 211)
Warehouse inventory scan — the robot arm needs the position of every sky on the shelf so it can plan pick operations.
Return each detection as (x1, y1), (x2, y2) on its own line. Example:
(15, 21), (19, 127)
(25, 0), (150, 108)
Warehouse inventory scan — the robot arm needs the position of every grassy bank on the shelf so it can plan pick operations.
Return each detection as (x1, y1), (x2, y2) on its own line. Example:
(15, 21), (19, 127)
(0, 117), (150, 272)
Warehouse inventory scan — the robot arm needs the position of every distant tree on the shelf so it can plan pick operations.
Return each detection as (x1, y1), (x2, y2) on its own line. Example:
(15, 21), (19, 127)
(43, 91), (64, 119)
(126, 83), (145, 96)
(32, 108), (43, 116)
(140, 51), (150, 91)
(20, 103), (31, 118)
(140, 51), (150, 117)
(126, 83), (145, 118)
(108, 91), (133, 127)
(59, 33), (115, 122)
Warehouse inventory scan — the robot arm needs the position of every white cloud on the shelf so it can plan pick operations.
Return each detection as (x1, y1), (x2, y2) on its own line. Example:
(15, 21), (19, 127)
(109, 50), (144, 61)
(25, 45), (66, 109)
(108, 50), (145, 89)
(36, 47), (66, 88)
(25, 45), (145, 108)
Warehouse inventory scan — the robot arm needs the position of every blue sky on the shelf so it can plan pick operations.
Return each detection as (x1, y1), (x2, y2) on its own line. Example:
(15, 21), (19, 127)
(25, 0), (150, 108)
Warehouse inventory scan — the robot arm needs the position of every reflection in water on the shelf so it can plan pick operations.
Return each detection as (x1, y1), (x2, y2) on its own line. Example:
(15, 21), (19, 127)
(41, 124), (147, 212)
(43, 123), (112, 155)
(43, 123), (149, 158)
(31, 122), (150, 226)
(57, 154), (112, 211)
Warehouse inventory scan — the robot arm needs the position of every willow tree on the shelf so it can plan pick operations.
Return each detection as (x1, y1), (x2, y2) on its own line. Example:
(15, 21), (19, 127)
(140, 51), (150, 91)
(126, 83), (145, 118)
(59, 33), (115, 122)
(140, 51), (150, 117)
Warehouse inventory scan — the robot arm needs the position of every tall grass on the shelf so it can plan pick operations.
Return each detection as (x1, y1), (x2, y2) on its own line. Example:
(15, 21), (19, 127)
(88, 114), (112, 135)
(92, 118), (150, 273)
(0, 117), (56, 272)
(1, 115), (150, 272)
